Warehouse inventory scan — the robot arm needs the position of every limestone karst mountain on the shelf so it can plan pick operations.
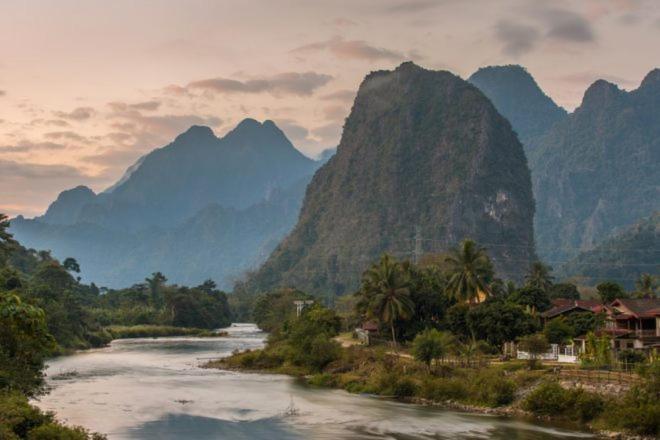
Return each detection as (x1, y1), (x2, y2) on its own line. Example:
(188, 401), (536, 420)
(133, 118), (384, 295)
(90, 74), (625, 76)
(531, 69), (660, 263)
(244, 62), (537, 296)
(468, 65), (567, 151)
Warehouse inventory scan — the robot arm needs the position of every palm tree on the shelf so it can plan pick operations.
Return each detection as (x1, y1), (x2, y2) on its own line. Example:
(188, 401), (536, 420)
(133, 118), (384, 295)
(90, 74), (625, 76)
(444, 239), (494, 304)
(525, 261), (554, 292)
(360, 254), (414, 348)
(635, 273), (657, 298)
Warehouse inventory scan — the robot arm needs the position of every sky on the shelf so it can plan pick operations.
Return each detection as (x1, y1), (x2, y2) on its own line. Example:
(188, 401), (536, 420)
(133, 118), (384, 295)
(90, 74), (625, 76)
(1, 0), (659, 217)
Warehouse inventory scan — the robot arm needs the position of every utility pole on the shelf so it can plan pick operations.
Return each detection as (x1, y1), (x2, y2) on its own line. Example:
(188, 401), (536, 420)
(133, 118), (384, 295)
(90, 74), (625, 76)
(412, 225), (422, 265)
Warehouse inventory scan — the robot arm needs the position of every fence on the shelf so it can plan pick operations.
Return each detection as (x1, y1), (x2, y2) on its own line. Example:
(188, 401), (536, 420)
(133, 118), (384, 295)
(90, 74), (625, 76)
(434, 356), (491, 369)
(554, 367), (643, 386)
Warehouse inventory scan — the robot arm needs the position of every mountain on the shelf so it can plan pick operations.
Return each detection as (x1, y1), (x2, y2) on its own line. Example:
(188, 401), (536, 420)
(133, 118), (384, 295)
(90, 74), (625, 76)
(10, 119), (319, 288)
(244, 62), (536, 296)
(531, 69), (660, 263)
(559, 212), (659, 289)
(37, 185), (96, 225)
(468, 65), (567, 150)
(70, 119), (315, 231)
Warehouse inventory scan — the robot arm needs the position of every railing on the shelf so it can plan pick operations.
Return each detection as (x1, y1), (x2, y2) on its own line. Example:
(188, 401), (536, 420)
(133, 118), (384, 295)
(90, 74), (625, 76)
(555, 367), (643, 386)
(634, 329), (659, 338)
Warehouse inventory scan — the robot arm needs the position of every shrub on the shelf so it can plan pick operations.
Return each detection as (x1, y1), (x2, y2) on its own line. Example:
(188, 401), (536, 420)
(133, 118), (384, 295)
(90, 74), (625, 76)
(523, 381), (604, 422)
(523, 382), (574, 415)
(617, 349), (646, 365)
(470, 370), (516, 407)
(392, 377), (418, 398)
(307, 373), (336, 387)
(420, 377), (468, 401)
(573, 391), (604, 422)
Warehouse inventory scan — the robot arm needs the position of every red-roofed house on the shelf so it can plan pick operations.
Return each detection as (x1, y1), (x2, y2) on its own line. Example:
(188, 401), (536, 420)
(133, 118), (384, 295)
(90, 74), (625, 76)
(601, 298), (660, 350)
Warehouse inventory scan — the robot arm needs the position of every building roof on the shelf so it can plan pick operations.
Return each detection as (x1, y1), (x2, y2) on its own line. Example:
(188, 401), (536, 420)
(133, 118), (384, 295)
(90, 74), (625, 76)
(609, 298), (660, 318)
(361, 321), (379, 332)
(541, 299), (602, 318)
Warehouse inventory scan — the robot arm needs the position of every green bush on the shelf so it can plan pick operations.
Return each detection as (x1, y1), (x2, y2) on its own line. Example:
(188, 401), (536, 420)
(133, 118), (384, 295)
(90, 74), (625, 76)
(523, 381), (604, 422)
(470, 370), (516, 407)
(420, 377), (468, 401)
(392, 377), (418, 398)
(574, 391), (604, 422)
(0, 392), (106, 439)
(307, 373), (336, 387)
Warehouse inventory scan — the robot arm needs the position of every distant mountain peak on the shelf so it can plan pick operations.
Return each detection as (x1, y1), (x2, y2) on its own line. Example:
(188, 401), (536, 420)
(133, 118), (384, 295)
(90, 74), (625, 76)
(468, 65), (567, 149)
(640, 68), (660, 89)
(174, 125), (216, 143)
(579, 79), (622, 110)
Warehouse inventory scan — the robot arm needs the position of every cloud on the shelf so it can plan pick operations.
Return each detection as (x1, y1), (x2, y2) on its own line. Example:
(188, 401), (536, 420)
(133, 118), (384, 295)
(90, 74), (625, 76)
(332, 17), (357, 27)
(0, 159), (88, 180)
(107, 100), (161, 112)
(556, 71), (637, 89)
(321, 89), (356, 103)
(322, 104), (349, 121)
(187, 72), (332, 97)
(0, 140), (68, 154)
(292, 37), (405, 61)
(534, 7), (595, 43)
(0, 90), (5, 97)
(53, 106), (95, 121)
(384, 0), (444, 14)
(495, 20), (540, 56)
(85, 110), (224, 169)
(0, 159), (106, 218)
(44, 131), (89, 143)
(312, 122), (343, 144)
(273, 119), (310, 144)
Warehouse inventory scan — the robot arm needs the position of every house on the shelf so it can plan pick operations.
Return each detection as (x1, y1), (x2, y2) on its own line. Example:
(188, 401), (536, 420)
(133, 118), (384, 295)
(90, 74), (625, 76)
(355, 321), (379, 345)
(601, 298), (660, 351)
(540, 299), (604, 322)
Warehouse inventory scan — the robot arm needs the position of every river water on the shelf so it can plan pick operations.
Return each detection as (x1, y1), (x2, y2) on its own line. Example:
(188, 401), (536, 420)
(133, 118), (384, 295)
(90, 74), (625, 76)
(35, 324), (594, 439)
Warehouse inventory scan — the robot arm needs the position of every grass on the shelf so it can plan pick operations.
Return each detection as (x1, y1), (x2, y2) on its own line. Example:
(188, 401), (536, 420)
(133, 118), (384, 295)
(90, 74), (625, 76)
(208, 344), (659, 437)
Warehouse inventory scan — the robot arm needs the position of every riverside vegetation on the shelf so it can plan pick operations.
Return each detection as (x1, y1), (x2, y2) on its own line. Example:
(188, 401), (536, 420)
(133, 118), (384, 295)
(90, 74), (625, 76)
(212, 240), (659, 437)
(0, 214), (232, 438)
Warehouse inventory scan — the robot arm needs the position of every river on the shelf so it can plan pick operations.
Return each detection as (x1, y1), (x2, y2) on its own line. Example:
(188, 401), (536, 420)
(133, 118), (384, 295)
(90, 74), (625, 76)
(34, 324), (595, 439)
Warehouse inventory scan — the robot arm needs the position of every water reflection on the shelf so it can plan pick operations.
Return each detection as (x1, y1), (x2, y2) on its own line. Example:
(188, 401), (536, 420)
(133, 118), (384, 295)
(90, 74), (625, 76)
(35, 324), (593, 439)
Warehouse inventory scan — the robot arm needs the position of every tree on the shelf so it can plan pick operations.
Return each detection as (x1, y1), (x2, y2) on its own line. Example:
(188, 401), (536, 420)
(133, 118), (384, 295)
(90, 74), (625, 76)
(0, 291), (54, 396)
(412, 329), (454, 372)
(444, 239), (494, 304)
(565, 311), (604, 337)
(399, 264), (452, 340)
(525, 261), (554, 292)
(0, 213), (16, 265)
(544, 317), (573, 344)
(508, 286), (551, 312)
(358, 254), (414, 348)
(635, 274), (657, 298)
(145, 272), (167, 307)
(548, 283), (580, 300)
(517, 333), (549, 369)
(466, 298), (539, 347)
(62, 257), (80, 274)
(596, 281), (627, 304)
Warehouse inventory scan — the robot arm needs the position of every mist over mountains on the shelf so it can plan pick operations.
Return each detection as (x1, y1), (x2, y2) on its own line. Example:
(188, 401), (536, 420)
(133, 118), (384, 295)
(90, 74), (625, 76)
(11, 119), (320, 288)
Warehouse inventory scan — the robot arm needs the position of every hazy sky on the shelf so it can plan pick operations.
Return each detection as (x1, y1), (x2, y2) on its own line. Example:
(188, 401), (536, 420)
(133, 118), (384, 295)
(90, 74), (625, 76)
(1, 0), (659, 217)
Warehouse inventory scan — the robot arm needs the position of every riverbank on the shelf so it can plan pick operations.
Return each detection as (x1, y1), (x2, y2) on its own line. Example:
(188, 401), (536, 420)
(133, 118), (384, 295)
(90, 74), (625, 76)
(205, 345), (658, 439)
(105, 325), (227, 339)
